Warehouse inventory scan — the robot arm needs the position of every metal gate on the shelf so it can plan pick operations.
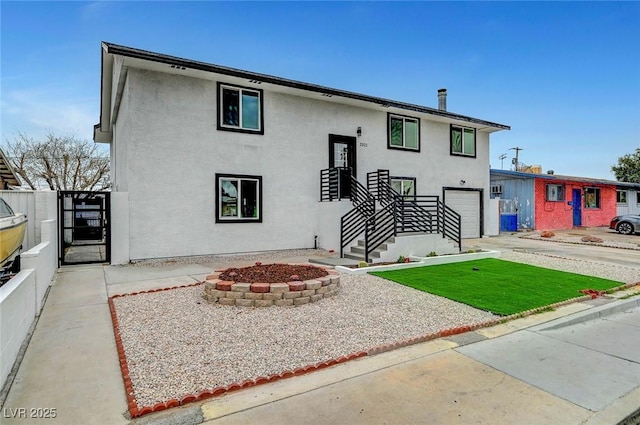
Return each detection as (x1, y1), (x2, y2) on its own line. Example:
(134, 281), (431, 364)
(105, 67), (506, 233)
(58, 191), (110, 265)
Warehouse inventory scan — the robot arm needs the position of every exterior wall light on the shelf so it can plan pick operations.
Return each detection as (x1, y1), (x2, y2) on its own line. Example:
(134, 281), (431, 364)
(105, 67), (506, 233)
(357, 127), (362, 137)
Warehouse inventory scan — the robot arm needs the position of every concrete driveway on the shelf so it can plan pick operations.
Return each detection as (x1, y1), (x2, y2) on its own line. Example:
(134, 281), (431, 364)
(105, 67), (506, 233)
(463, 227), (640, 269)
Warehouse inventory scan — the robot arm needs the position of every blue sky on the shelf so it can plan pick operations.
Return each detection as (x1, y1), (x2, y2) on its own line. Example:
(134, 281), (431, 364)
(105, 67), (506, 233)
(1, 1), (639, 180)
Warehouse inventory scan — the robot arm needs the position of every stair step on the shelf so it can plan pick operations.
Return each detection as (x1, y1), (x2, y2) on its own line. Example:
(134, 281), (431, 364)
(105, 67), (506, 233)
(351, 244), (387, 255)
(357, 237), (395, 247)
(350, 246), (381, 258)
(343, 253), (365, 261)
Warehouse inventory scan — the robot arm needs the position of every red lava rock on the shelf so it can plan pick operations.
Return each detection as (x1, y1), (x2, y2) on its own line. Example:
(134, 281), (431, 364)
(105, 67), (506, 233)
(218, 264), (328, 283)
(581, 235), (604, 243)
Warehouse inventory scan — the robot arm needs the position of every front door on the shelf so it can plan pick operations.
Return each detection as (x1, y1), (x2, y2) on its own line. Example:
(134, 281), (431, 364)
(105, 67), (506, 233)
(329, 135), (356, 199)
(572, 189), (582, 226)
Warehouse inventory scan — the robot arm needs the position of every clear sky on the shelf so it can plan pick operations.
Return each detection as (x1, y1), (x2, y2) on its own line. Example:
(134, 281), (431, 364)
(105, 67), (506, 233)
(1, 1), (639, 180)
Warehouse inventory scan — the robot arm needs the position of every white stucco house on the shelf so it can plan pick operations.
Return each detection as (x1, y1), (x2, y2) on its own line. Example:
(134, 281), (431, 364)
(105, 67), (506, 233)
(94, 42), (510, 264)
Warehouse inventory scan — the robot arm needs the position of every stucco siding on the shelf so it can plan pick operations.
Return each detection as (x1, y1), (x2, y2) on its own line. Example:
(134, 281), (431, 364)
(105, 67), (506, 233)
(116, 69), (494, 260)
(534, 179), (616, 230)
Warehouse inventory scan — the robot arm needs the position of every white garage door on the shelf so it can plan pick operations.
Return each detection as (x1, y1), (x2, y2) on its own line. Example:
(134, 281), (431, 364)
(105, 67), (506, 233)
(444, 190), (481, 238)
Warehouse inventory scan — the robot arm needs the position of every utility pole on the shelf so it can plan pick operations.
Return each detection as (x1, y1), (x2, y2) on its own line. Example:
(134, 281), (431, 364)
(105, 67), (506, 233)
(498, 153), (507, 169)
(510, 147), (523, 171)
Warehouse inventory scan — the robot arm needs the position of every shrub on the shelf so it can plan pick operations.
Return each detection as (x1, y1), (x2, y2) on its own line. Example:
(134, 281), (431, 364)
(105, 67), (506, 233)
(427, 251), (438, 257)
(397, 255), (406, 263)
(358, 261), (369, 268)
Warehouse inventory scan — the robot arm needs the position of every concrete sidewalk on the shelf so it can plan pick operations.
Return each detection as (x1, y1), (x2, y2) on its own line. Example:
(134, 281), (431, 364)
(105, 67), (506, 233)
(2, 258), (639, 425)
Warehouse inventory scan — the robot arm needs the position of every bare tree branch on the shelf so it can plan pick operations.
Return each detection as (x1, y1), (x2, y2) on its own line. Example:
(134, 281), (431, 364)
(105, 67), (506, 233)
(1, 132), (110, 191)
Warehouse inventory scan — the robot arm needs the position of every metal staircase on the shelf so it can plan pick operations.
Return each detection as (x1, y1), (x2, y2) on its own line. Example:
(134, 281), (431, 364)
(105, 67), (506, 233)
(320, 168), (462, 262)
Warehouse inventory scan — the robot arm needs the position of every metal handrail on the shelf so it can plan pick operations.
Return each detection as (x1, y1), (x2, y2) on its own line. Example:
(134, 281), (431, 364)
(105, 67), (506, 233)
(363, 202), (396, 262)
(340, 172), (375, 257)
(320, 168), (340, 201)
(439, 201), (462, 250)
(335, 168), (462, 259)
(370, 170), (461, 252)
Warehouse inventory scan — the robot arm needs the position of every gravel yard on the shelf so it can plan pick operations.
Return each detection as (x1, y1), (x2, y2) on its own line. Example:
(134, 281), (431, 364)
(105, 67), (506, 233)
(111, 250), (640, 409)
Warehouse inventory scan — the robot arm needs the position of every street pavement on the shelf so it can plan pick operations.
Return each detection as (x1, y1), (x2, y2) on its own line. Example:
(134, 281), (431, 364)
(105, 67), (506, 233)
(1, 231), (639, 425)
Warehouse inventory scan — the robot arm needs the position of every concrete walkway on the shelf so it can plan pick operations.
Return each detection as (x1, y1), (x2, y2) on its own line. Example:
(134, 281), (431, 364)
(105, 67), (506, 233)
(2, 241), (639, 425)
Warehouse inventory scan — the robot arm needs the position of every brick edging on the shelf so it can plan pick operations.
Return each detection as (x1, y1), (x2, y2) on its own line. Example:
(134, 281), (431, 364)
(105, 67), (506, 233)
(110, 287), (367, 418)
(108, 279), (639, 419)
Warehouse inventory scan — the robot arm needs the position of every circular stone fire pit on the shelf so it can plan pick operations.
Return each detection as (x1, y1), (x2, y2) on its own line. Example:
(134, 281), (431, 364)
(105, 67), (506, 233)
(202, 263), (340, 307)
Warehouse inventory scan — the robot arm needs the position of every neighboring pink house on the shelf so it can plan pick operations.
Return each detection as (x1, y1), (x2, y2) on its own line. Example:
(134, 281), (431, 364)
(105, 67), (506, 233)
(490, 170), (618, 231)
(533, 177), (616, 230)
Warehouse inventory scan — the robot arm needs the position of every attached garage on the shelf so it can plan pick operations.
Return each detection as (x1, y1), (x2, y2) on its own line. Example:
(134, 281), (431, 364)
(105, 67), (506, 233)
(444, 189), (482, 238)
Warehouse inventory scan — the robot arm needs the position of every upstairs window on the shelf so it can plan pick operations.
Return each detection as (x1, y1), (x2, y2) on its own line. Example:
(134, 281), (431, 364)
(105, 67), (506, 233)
(616, 190), (627, 204)
(451, 125), (476, 157)
(546, 184), (565, 201)
(585, 187), (601, 209)
(388, 114), (420, 151)
(217, 83), (263, 134)
(216, 174), (262, 223)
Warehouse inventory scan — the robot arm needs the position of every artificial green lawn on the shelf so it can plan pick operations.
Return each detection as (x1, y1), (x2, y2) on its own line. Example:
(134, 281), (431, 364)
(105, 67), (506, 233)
(370, 258), (622, 316)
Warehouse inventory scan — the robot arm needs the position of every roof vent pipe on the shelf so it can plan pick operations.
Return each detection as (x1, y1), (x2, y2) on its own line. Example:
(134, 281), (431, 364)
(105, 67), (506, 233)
(438, 88), (447, 111)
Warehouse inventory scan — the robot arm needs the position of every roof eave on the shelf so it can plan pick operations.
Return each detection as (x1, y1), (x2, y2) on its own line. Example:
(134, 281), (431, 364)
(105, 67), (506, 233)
(102, 42), (510, 132)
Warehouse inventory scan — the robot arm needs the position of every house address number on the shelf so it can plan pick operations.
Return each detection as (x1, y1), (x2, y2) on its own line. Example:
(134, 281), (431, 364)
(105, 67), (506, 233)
(359, 142), (368, 148)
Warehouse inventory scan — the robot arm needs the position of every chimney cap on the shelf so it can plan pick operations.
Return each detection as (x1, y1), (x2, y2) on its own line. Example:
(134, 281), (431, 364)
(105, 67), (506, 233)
(547, 170), (555, 175)
(438, 88), (447, 93)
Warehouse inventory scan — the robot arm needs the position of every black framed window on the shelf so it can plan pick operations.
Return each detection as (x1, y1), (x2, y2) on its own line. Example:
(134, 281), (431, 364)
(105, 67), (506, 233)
(216, 174), (262, 222)
(387, 113), (420, 151)
(451, 125), (476, 157)
(546, 184), (565, 201)
(616, 190), (627, 204)
(391, 177), (416, 199)
(217, 83), (264, 134)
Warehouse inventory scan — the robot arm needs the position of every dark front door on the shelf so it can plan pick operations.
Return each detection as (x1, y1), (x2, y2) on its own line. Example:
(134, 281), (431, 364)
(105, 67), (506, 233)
(329, 135), (356, 199)
(572, 189), (582, 226)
